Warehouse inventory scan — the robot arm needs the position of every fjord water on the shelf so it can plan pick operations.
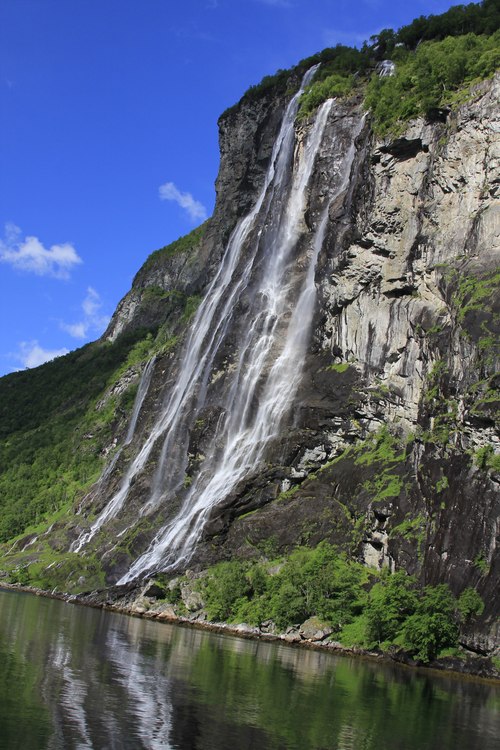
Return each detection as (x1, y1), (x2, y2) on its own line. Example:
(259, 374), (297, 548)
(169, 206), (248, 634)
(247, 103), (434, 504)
(1, 590), (499, 750)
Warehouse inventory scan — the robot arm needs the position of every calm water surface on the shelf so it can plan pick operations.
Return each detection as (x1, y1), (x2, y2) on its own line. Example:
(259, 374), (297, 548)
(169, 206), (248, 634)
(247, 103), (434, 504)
(0, 588), (499, 749)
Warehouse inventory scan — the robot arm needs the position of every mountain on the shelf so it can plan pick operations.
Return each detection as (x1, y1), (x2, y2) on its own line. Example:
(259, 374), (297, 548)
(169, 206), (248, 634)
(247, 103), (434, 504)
(1, 6), (499, 662)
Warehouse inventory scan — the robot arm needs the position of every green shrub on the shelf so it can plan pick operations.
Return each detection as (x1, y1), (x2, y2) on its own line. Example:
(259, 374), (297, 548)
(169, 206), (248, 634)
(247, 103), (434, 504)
(458, 587), (485, 621)
(365, 571), (418, 645)
(197, 543), (370, 631)
(474, 445), (500, 472)
(365, 31), (500, 136)
(8, 565), (31, 586)
(400, 585), (459, 662)
(201, 560), (251, 621)
(401, 611), (459, 662)
(298, 74), (354, 119)
(195, 544), (481, 663)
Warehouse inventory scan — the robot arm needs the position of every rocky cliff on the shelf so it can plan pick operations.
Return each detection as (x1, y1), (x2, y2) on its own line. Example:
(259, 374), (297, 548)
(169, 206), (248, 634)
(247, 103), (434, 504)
(2, 65), (499, 653)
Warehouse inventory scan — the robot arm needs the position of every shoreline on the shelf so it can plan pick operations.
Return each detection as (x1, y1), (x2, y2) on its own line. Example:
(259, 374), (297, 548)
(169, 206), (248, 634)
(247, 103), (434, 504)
(2, 581), (499, 685)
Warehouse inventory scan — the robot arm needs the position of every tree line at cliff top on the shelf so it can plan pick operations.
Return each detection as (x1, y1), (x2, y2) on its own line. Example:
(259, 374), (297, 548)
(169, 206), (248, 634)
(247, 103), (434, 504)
(224, 0), (499, 130)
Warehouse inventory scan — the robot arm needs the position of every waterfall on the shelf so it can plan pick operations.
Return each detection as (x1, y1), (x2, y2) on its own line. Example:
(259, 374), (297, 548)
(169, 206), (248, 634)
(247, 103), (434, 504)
(119, 97), (333, 583)
(71, 355), (157, 553)
(73, 65), (319, 556)
(125, 355), (156, 445)
(75, 64), (359, 584)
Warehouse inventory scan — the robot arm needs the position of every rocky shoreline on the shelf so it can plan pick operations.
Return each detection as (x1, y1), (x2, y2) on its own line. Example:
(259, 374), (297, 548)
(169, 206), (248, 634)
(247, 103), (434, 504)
(3, 582), (499, 684)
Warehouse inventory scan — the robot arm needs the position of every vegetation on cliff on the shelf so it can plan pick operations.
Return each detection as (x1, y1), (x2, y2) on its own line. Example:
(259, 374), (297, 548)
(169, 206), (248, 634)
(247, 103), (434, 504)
(189, 542), (485, 663)
(0, 221), (211, 546)
(134, 221), (207, 283)
(363, 30), (499, 135)
(222, 1), (500, 135)
(0, 330), (155, 543)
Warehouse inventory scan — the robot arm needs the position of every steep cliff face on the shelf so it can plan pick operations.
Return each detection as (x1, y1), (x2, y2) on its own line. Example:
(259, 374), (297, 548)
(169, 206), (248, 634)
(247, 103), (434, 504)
(217, 74), (499, 650)
(103, 80), (299, 344)
(3, 68), (498, 650)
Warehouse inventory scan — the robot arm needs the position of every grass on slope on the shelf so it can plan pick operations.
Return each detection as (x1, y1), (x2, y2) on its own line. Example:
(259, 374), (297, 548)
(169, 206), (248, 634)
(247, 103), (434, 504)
(0, 330), (154, 543)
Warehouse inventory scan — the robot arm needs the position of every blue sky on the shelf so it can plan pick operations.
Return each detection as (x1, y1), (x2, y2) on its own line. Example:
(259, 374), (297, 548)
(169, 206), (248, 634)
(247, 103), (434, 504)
(0, 0), (459, 375)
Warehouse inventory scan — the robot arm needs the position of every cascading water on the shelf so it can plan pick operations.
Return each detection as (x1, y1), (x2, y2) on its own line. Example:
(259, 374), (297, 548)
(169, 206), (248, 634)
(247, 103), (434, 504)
(125, 355), (156, 445)
(120, 95), (334, 583)
(71, 355), (157, 552)
(72, 66), (318, 555)
(74, 65), (360, 584)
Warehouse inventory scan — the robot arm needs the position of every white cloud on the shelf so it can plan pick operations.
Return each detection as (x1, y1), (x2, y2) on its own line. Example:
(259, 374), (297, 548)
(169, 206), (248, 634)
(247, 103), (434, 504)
(62, 321), (87, 339)
(0, 223), (82, 279)
(82, 286), (103, 318)
(15, 341), (69, 369)
(159, 182), (208, 222)
(60, 286), (110, 340)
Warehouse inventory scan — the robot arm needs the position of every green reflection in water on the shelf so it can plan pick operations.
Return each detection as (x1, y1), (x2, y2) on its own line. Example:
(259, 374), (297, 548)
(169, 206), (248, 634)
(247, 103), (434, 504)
(0, 593), (51, 750)
(1, 589), (499, 750)
(128, 614), (500, 750)
(183, 639), (456, 749)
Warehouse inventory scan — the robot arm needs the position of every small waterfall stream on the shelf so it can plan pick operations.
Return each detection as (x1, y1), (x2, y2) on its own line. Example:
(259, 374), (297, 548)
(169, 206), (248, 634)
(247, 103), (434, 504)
(71, 355), (157, 552)
(74, 66), (361, 582)
(125, 355), (156, 445)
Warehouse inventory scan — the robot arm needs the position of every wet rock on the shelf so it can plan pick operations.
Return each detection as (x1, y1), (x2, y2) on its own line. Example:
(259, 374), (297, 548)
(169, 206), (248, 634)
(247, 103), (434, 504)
(233, 623), (260, 635)
(155, 605), (177, 620)
(142, 581), (166, 599)
(283, 627), (302, 643)
(180, 584), (204, 612)
(299, 617), (334, 641)
(259, 620), (277, 634)
(378, 137), (427, 160)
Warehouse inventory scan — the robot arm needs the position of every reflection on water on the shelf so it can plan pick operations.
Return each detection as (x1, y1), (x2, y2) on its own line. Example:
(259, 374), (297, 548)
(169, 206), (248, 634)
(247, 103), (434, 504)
(0, 589), (499, 750)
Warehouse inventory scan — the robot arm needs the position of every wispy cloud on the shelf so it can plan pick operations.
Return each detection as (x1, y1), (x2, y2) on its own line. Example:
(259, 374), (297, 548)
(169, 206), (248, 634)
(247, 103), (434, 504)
(14, 340), (69, 369)
(159, 182), (208, 222)
(0, 223), (82, 279)
(60, 287), (110, 340)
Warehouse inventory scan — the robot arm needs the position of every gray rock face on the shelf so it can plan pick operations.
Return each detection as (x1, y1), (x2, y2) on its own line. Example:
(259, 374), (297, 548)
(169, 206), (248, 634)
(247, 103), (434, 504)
(318, 75), (499, 433)
(68, 73), (499, 649)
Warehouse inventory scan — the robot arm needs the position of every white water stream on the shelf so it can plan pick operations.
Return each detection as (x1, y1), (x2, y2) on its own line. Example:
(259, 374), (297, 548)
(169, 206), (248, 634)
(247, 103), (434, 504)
(120, 95), (334, 582)
(73, 66), (358, 582)
(71, 355), (157, 552)
(125, 355), (157, 445)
